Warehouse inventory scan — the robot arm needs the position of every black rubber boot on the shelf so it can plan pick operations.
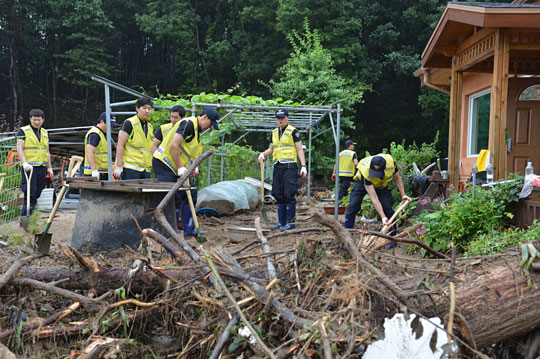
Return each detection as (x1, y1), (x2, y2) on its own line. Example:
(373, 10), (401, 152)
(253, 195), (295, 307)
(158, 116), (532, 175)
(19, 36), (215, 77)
(271, 204), (286, 229)
(344, 214), (355, 229)
(282, 204), (296, 230)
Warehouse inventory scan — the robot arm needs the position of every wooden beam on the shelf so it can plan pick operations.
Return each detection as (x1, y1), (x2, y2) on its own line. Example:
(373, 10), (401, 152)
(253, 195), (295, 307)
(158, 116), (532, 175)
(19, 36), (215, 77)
(454, 29), (496, 72)
(489, 28), (510, 180)
(448, 58), (463, 189)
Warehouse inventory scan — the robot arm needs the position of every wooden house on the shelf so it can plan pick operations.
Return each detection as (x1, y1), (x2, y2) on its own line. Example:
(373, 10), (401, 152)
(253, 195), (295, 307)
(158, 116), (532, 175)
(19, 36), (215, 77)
(416, 0), (540, 188)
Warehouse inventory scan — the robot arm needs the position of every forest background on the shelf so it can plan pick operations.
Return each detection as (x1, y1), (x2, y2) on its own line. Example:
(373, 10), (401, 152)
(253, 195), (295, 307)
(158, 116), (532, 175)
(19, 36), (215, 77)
(0, 0), (512, 158)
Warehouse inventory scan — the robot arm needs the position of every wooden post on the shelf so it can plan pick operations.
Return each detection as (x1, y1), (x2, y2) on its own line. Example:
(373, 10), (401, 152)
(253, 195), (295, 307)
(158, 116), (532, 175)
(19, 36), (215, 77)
(489, 28), (510, 180)
(448, 58), (463, 189)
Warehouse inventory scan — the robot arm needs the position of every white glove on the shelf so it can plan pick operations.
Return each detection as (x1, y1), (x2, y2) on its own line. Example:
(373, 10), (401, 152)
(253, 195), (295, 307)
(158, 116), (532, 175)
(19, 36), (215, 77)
(47, 168), (54, 177)
(299, 166), (307, 177)
(177, 167), (188, 177)
(91, 170), (100, 179)
(192, 167), (199, 176)
(382, 217), (389, 226)
(22, 162), (32, 172)
(113, 166), (123, 179)
(402, 195), (411, 202)
(258, 153), (265, 162)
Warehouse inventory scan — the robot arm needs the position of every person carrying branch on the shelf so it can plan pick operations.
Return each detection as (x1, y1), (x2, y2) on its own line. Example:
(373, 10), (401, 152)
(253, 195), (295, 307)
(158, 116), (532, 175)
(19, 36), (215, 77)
(113, 97), (154, 180)
(331, 139), (359, 200)
(344, 154), (411, 245)
(152, 107), (220, 237)
(84, 112), (120, 180)
(16, 109), (53, 219)
(258, 108), (307, 230)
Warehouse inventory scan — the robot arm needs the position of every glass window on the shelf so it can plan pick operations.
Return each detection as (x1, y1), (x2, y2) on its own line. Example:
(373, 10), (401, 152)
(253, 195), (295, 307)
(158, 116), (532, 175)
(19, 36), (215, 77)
(468, 89), (490, 156)
(519, 84), (540, 101)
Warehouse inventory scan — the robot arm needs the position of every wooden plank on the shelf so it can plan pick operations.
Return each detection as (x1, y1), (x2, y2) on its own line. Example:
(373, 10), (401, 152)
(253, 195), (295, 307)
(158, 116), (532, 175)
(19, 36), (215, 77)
(489, 28), (510, 180)
(448, 58), (463, 189)
(456, 28), (496, 56)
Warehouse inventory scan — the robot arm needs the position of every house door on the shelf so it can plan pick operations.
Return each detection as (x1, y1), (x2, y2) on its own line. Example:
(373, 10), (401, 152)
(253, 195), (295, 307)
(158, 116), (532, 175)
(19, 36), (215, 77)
(507, 78), (540, 175)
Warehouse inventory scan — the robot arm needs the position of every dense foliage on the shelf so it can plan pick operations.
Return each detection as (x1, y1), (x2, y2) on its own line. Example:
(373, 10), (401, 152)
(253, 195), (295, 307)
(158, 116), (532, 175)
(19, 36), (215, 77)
(415, 175), (523, 255)
(1, 0), (500, 157)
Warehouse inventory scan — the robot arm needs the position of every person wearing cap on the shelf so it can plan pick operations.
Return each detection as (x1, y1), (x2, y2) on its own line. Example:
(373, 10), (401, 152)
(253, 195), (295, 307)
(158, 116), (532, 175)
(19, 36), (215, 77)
(344, 154), (411, 241)
(151, 105), (186, 154)
(84, 112), (120, 180)
(153, 107), (220, 237)
(332, 140), (359, 200)
(258, 108), (307, 230)
(16, 108), (53, 219)
(113, 96), (154, 180)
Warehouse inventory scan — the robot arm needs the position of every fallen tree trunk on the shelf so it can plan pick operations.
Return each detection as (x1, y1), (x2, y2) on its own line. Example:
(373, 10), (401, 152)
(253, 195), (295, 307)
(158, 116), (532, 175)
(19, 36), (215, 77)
(13, 265), (199, 294)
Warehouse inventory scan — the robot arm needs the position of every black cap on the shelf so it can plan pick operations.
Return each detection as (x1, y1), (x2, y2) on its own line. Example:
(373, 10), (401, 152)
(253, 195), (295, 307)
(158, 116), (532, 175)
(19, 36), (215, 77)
(275, 108), (288, 117)
(201, 107), (220, 130)
(369, 156), (386, 178)
(98, 112), (120, 127)
(344, 140), (356, 148)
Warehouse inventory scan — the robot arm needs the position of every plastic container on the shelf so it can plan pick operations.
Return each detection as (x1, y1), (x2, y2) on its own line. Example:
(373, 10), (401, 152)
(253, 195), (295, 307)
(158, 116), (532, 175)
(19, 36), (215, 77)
(526, 161), (534, 177)
(486, 163), (494, 185)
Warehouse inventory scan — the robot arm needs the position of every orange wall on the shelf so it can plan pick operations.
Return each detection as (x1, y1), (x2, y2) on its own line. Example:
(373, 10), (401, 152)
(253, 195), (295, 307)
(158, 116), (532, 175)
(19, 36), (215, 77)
(458, 73), (493, 179)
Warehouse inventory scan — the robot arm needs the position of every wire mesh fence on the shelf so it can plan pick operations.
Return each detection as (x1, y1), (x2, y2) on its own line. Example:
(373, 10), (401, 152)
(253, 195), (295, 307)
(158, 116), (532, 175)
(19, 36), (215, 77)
(0, 136), (22, 232)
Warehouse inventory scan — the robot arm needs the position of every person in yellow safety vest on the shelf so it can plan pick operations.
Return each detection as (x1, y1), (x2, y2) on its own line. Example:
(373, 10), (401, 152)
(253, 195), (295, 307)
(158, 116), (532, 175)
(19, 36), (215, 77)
(84, 112), (121, 180)
(331, 139), (359, 201)
(113, 96), (154, 180)
(16, 109), (54, 220)
(344, 154), (411, 247)
(153, 107), (220, 237)
(151, 105), (186, 154)
(258, 108), (307, 231)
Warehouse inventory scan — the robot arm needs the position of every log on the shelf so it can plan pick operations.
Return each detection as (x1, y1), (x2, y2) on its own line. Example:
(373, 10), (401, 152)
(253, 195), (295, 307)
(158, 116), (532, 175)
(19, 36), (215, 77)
(13, 265), (199, 294)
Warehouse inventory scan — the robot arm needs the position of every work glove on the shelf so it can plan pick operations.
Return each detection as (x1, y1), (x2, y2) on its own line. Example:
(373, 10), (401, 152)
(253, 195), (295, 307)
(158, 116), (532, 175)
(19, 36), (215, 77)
(258, 153), (265, 162)
(382, 217), (389, 226)
(331, 173), (336, 181)
(299, 166), (307, 177)
(401, 195), (411, 202)
(192, 167), (199, 176)
(112, 166), (123, 179)
(47, 167), (54, 177)
(91, 170), (100, 179)
(177, 167), (188, 177)
(22, 162), (32, 172)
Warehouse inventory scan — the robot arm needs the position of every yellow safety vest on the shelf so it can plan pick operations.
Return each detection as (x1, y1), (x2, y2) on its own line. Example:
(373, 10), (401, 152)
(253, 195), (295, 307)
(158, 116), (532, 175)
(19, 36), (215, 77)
(354, 154), (396, 189)
(123, 116), (154, 172)
(272, 125), (298, 164)
(160, 123), (174, 140)
(338, 149), (356, 177)
(153, 117), (202, 173)
(21, 125), (48, 166)
(84, 126), (108, 174)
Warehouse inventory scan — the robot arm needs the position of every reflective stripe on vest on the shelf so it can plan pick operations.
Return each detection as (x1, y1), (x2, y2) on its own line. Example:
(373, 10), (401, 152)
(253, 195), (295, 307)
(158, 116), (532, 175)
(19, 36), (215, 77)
(84, 126), (109, 174)
(123, 116), (154, 172)
(153, 117), (202, 173)
(338, 149), (356, 177)
(161, 123), (174, 138)
(354, 154), (395, 189)
(21, 125), (48, 166)
(272, 125), (298, 164)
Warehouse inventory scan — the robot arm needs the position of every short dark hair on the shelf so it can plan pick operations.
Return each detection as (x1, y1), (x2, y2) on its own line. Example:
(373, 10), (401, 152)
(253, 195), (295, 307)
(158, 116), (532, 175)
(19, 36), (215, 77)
(170, 105), (186, 117)
(135, 96), (153, 108)
(29, 109), (45, 118)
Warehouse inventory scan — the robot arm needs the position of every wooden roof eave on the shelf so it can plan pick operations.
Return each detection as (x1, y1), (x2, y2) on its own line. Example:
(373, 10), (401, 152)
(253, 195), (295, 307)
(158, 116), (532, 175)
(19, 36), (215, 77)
(422, 3), (540, 69)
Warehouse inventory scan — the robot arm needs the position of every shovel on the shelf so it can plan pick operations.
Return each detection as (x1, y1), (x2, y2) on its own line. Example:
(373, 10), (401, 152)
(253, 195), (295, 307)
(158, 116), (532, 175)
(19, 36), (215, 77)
(358, 198), (411, 254)
(259, 159), (269, 226)
(20, 167), (33, 229)
(185, 188), (206, 243)
(34, 155), (83, 254)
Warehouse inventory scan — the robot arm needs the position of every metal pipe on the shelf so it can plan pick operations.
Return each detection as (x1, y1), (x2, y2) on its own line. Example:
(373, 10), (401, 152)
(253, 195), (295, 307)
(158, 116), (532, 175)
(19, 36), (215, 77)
(91, 74), (148, 99)
(192, 102), (332, 112)
(307, 115), (313, 204)
(105, 84), (113, 181)
(110, 100), (136, 107)
(220, 136), (225, 182)
(312, 126), (333, 139)
(334, 104), (341, 220)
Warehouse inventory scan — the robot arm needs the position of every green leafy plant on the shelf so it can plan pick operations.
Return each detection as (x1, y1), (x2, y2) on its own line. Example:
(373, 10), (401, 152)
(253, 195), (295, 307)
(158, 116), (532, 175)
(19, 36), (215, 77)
(417, 174), (523, 255)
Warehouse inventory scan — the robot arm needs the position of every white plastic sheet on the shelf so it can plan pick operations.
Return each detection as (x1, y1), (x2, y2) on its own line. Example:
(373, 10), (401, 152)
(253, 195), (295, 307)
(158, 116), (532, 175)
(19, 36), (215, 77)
(196, 180), (259, 215)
